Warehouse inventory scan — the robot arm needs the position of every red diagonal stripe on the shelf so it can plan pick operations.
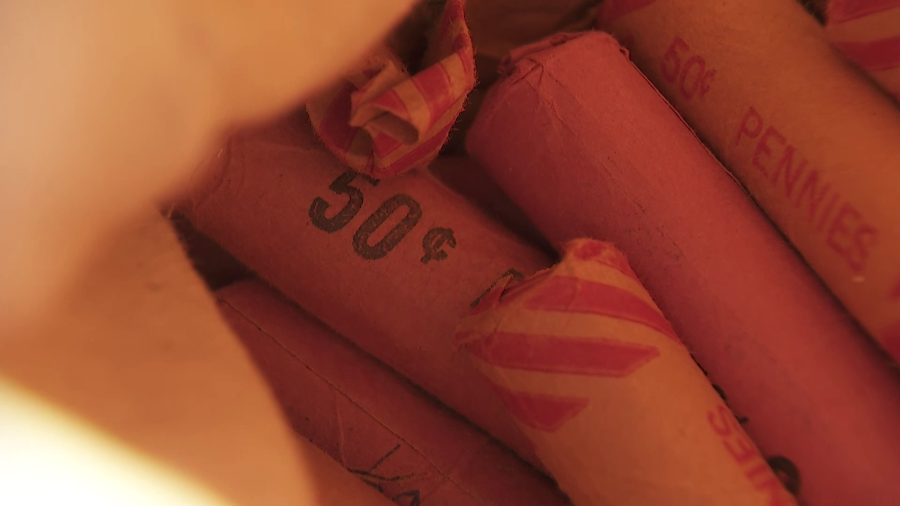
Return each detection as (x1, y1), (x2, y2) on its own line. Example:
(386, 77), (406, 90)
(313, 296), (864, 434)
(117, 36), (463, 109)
(570, 240), (640, 282)
(412, 62), (455, 131)
(889, 275), (900, 300)
(602, 0), (656, 24)
(525, 276), (680, 342)
(829, 0), (900, 23)
(498, 270), (553, 306)
(835, 36), (900, 71)
(488, 383), (588, 432)
(372, 132), (403, 158)
(378, 121), (454, 176)
(371, 88), (412, 122)
(466, 332), (659, 377)
(882, 320), (900, 362)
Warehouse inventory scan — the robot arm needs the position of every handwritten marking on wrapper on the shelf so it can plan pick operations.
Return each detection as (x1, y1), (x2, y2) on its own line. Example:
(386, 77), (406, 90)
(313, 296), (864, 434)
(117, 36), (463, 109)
(306, 0), (475, 178)
(455, 239), (798, 506)
(309, 169), (456, 263)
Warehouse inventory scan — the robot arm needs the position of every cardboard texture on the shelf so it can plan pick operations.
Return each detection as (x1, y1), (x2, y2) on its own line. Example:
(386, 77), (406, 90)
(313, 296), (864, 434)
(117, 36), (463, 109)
(429, 155), (551, 252)
(217, 279), (570, 506)
(182, 112), (552, 468)
(0, 210), (395, 506)
(455, 239), (797, 506)
(599, 0), (900, 365)
(306, 0), (475, 179)
(465, 31), (900, 505)
(464, 0), (600, 85)
(826, 0), (900, 100)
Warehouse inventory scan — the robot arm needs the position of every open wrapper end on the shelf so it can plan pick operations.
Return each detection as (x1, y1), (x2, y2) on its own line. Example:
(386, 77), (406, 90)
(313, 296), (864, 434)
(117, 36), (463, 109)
(466, 30), (900, 505)
(307, 0), (476, 178)
(455, 239), (797, 506)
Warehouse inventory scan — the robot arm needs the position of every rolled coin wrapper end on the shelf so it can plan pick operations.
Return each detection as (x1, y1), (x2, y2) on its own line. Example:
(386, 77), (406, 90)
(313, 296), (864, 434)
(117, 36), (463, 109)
(307, 0), (475, 178)
(455, 239), (797, 506)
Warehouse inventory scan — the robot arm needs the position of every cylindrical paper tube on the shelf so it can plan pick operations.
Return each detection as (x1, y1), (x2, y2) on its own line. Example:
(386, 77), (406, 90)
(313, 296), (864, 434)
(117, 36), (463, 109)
(599, 0), (900, 362)
(465, 32), (900, 505)
(217, 279), (570, 506)
(455, 239), (797, 506)
(306, 0), (475, 178)
(182, 111), (552, 467)
(429, 155), (551, 252)
(825, 0), (900, 100)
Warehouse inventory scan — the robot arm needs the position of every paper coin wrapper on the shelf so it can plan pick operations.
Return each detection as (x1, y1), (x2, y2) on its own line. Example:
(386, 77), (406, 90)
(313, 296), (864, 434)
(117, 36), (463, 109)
(455, 239), (797, 506)
(0, 211), (395, 506)
(181, 112), (552, 467)
(598, 0), (900, 363)
(306, 0), (474, 179)
(826, 0), (900, 100)
(217, 279), (570, 506)
(465, 31), (900, 505)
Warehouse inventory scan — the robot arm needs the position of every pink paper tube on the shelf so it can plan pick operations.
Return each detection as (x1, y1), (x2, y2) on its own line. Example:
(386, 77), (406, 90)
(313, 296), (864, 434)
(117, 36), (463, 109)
(217, 279), (570, 506)
(182, 112), (551, 468)
(466, 31), (900, 505)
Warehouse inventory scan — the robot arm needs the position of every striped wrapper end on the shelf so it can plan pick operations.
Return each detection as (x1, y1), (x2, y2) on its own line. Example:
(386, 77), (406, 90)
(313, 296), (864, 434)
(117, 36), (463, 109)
(454, 239), (797, 506)
(826, 0), (900, 101)
(307, 0), (475, 178)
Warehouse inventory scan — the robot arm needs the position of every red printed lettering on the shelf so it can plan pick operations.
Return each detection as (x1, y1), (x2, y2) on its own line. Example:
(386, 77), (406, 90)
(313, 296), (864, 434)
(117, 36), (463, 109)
(735, 107), (763, 146)
(661, 37), (716, 100)
(724, 434), (758, 465)
(795, 170), (832, 224)
(816, 193), (840, 233)
(661, 37), (690, 82)
(851, 224), (878, 273)
(752, 127), (785, 177)
(826, 204), (859, 262)
(772, 145), (807, 199)
(735, 107), (879, 273)
(707, 405), (732, 436)
(709, 404), (795, 502)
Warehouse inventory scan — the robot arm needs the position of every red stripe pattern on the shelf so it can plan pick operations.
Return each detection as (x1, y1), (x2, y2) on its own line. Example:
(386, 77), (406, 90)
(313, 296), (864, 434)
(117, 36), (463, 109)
(834, 36), (900, 71)
(882, 320), (900, 362)
(829, 0), (900, 23)
(457, 239), (682, 433)
(525, 276), (680, 342)
(306, 0), (475, 178)
(488, 383), (590, 432)
(466, 332), (660, 377)
(826, 0), (900, 98)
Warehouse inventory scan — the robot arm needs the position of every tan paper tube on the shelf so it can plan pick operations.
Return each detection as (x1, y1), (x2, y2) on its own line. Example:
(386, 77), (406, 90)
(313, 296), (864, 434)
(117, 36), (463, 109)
(599, 0), (900, 362)
(218, 279), (570, 506)
(457, 239), (796, 506)
(182, 112), (552, 467)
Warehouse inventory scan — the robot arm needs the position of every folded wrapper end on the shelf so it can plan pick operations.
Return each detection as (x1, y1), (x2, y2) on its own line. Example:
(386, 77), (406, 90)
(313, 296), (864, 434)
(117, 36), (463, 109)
(455, 239), (798, 506)
(306, 0), (476, 179)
